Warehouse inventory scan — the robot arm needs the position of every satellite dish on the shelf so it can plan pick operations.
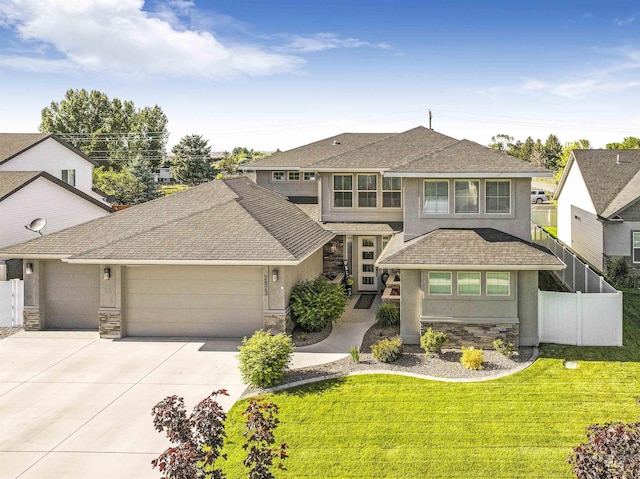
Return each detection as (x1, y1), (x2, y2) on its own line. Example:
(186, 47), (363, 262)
(25, 218), (47, 236)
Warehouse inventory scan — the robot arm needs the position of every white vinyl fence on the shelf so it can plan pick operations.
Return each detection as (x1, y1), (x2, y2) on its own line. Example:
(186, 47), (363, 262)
(531, 206), (557, 227)
(532, 225), (623, 346)
(0, 279), (24, 327)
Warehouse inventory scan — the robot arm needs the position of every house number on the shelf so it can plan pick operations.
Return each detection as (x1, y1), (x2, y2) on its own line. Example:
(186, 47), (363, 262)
(263, 275), (268, 296)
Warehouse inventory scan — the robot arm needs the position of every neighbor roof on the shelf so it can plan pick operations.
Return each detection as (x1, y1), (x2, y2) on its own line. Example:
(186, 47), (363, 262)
(376, 229), (564, 270)
(555, 149), (640, 218)
(0, 171), (113, 212)
(0, 177), (334, 265)
(0, 133), (97, 166)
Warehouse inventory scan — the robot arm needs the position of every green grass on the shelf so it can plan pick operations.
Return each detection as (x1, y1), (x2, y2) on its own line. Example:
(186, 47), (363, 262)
(221, 289), (640, 478)
(543, 226), (558, 238)
(159, 184), (189, 196)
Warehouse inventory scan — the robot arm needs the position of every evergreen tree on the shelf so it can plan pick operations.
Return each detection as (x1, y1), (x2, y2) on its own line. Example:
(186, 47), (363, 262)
(128, 155), (160, 204)
(171, 134), (215, 185)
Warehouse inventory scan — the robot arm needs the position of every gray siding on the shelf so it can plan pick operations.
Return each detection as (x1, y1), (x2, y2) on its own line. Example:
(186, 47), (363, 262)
(517, 270), (538, 346)
(280, 248), (324, 310)
(255, 170), (318, 198)
(571, 205), (604, 271)
(618, 200), (640, 221)
(402, 177), (532, 241)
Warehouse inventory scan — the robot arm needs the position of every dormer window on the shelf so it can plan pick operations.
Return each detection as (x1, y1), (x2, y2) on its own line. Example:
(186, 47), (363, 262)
(62, 169), (76, 186)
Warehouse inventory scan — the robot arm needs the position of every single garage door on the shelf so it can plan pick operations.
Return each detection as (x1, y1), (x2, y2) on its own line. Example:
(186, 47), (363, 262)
(44, 261), (100, 330)
(125, 265), (264, 337)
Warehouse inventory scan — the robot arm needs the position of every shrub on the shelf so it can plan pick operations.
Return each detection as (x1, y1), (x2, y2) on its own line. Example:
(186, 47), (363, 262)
(238, 330), (294, 387)
(349, 346), (361, 364)
(567, 421), (640, 478)
(460, 347), (484, 370)
(420, 328), (448, 355)
(493, 338), (514, 358)
(375, 303), (400, 326)
(371, 336), (403, 363)
(289, 277), (347, 332)
(607, 256), (628, 285)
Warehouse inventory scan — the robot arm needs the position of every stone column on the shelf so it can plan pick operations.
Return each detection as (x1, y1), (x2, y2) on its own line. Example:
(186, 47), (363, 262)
(99, 264), (123, 339)
(23, 260), (43, 331)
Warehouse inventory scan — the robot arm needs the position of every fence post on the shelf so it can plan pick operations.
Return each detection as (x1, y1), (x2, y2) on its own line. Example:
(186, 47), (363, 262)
(576, 291), (582, 346)
(584, 264), (590, 293)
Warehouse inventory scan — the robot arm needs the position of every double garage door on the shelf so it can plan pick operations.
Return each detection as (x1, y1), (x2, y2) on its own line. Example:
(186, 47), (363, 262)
(125, 265), (264, 338)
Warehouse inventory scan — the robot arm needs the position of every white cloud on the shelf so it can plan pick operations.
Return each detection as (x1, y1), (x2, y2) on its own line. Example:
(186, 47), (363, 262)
(520, 78), (546, 91)
(279, 33), (392, 53)
(615, 11), (639, 26)
(0, 0), (303, 78)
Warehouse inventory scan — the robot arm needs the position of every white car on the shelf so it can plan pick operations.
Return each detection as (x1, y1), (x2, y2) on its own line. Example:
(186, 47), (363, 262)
(531, 190), (547, 204)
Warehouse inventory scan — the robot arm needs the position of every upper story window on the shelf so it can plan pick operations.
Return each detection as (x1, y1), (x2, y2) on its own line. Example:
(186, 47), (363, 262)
(357, 174), (377, 208)
(382, 177), (402, 208)
(424, 180), (449, 214)
(61, 169), (76, 186)
(457, 272), (481, 295)
(486, 272), (510, 295)
(633, 232), (640, 263)
(288, 171), (300, 181)
(454, 180), (479, 214)
(485, 180), (510, 214)
(303, 172), (316, 181)
(428, 271), (452, 295)
(333, 174), (353, 208)
(272, 171), (285, 181)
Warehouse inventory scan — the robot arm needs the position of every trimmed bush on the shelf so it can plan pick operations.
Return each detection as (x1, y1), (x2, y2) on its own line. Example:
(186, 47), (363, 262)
(238, 330), (294, 387)
(289, 277), (348, 332)
(375, 303), (400, 326)
(371, 336), (403, 363)
(493, 338), (514, 358)
(420, 328), (448, 355)
(460, 347), (484, 370)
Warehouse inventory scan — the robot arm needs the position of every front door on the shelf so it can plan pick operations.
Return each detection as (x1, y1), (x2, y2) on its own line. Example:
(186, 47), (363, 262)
(358, 236), (378, 292)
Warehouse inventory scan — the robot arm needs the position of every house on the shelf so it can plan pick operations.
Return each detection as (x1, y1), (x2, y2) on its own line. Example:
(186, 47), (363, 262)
(0, 177), (333, 338)
(555, 149), (640, 274)
(0, 133), (111, 204)
(152, 167), (174, 183)
(241, 126), (564, 347)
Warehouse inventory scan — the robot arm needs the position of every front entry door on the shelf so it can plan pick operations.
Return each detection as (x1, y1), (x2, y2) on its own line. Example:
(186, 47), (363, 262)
(358, 236), (378, 292)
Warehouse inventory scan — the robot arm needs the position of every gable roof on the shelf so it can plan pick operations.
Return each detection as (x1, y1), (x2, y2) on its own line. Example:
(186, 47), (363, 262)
(0, 133), (98, 166)
(555, 149), (640, 218)
(0, 171), (113, 212)
(0, 177), (334, 265)
(377, 229), (564, 270)
(387, 139), (550, 177)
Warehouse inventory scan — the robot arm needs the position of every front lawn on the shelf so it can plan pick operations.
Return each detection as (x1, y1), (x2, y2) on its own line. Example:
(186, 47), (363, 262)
(221, 289), (640, 478)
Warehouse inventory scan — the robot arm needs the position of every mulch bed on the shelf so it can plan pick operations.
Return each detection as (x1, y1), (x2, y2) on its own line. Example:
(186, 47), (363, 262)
(290, 323), (332, 347)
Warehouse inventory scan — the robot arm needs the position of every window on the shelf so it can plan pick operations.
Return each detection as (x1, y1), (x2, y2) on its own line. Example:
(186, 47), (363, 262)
(424, 180), (449, 214)
(288, 171), (300, 181)
(455, 180), (480, 214)
(382, 177), (402, 208)
(303, 172), (316, 181)
(357, 174), (377, 208)
(61, 169), (76, 186)
(272, 171), (284, 181)
(486, 180), (510, 214)
(486, 272), (510, 296)
(428, 272), (452, 295)
(333, 174), (353, 207)
(457, 272), (481, 295)
(634, 232), (640, 263)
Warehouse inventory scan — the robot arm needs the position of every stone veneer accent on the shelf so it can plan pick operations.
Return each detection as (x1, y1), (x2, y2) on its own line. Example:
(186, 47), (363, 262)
(421, 320), (519, 349)
(323, 236), (345, 276)
(263, 310), (294, 334)
(99, 309), (122, 339)
(23, 308), (41, 331)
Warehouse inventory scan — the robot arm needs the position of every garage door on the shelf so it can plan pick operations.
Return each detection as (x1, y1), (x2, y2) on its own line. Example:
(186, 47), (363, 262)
(125, 265), (264, 337)
(44, 261), (100, 330)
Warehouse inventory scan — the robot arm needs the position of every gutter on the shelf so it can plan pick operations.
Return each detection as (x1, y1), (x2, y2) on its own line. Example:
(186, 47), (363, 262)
(374, 263), (566, 271)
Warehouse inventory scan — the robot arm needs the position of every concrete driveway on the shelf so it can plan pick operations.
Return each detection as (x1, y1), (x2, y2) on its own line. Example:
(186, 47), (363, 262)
(0, 331), (248, 479)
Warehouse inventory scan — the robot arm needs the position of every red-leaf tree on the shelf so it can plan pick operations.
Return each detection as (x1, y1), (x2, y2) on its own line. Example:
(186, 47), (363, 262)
(242, 398), (288, 479)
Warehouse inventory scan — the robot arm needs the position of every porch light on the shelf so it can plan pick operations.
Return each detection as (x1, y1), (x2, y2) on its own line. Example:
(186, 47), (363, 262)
(330, 242), (337, 253)
(25, 263), (33, 275)
(103, 267), (111, 280)
(272, 269), (279, 282)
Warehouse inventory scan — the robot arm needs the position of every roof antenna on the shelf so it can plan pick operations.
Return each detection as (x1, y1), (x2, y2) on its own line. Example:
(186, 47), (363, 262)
(428, 109), (433, 130)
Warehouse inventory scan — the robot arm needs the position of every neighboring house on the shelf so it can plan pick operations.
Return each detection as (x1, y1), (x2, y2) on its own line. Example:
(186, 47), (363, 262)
(0, 133), (110, 205)
(152, 167), (174, 183)
(555, 149), (640, 274)
(241, 126), (564, 347)
(0, 178), (333, 338)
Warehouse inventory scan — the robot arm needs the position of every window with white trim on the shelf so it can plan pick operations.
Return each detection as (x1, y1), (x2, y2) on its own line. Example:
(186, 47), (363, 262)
(424, 180), (449, 214)
(272, 171), (284, 181)
(357, 174), (377, 208)
(485, 180), (511, 214)
(303, 172), (316, 181)
(457, 272), (481, 295)
(455, 180), (479, 214)
(333, 174), (353, 208)
(62, 169), (76, 186)
(428, 272), (452, 295)
(288, 171), (300, 181)
(633, 232), (640, 263)
(382, 177), (402, 208)
(486, 272), (510, 296)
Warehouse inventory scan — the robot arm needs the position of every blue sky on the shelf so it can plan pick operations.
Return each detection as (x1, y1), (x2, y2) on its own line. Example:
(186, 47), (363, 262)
(1, 0), (638, 151)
